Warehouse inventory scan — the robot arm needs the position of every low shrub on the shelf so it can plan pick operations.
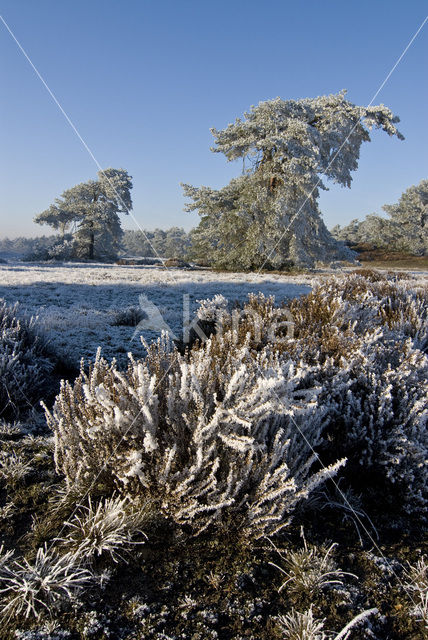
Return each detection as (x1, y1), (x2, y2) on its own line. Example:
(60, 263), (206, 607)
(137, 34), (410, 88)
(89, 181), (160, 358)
(287, 273), (428, 519)
(44, 270), (428, 543)
(111, 306), (146, 327)
(189, 277), (428, 521)
(45, 334), (344, 539)
(0, 300), (55, 420)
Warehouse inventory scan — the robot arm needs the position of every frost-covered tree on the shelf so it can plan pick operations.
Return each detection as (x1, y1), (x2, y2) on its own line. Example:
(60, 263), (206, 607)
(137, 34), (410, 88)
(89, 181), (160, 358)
(121, 228), (191, 259)
(183, 91), (403, 269)
(330, 219), (361, 245)
(34, 168), (133, 261)
(382, 178), (428, 254)
(332, 179), (428, 255)
(333, 214), (399, 248)
(163, 227), (191, 258)
(122, 230), (155, 257)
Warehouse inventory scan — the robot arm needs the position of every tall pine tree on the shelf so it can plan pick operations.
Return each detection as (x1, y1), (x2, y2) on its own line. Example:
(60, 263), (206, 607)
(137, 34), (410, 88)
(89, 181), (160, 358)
(35, 168), (132, 260)
(183, 91), (403, 269)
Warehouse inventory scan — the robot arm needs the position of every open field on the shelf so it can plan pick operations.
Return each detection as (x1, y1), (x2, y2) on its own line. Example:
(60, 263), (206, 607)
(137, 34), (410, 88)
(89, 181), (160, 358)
(0, 260), (426, 368)
(0, 261), (315, 367)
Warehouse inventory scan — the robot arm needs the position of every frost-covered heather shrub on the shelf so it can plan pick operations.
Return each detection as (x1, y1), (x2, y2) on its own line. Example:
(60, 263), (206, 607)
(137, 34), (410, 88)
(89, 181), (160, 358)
(288, 272), (428, 357)
(45, 331), (344, 538)
(111, 306), (146, 327)
(196, 280), (428, 519)
(195, 294), (229, 322)
(45, 272), (427, 535)
(320, 334), (427, 515)
(0, 300), (54, 420)
(0, 545), (92, 621)
(56, 495), (146, 562)
(194, 279), (427, 519)
(193, 292), (294, 353)
(287, 273), (428, 518)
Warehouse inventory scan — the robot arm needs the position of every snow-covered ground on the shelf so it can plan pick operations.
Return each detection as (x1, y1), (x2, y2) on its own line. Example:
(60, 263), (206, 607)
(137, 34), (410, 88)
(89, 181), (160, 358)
(0, 261), (317, 367)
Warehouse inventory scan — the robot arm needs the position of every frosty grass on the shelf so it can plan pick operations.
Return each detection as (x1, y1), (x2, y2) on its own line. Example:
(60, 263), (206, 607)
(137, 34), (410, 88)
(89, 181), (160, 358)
(0, 260), (426, 367)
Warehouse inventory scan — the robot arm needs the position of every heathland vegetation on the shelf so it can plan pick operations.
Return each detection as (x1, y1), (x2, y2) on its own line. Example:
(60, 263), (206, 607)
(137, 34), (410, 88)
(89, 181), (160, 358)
(0, 270), (426, 638)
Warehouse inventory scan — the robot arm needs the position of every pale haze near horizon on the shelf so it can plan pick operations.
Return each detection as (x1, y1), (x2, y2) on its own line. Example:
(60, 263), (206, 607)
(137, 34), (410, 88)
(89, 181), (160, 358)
(0, 0), (427, 239)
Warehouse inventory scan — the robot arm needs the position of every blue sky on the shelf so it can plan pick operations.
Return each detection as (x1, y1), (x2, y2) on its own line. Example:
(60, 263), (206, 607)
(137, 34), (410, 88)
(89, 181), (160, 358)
(0, 0), (427, 238)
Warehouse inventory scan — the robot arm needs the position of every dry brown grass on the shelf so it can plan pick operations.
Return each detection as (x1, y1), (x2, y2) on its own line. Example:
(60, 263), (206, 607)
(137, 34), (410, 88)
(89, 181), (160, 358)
(351, 244), (428, 270)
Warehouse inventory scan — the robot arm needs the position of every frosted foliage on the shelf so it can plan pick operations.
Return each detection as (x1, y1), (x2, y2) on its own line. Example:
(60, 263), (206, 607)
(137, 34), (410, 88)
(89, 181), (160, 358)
(382, 178), (428, 254)
(45, 331), (344, 538)
(196, 294), (229, 321)
(0, 300), (53, 420)
(325, 337), (427, 513)
(183, 91), (403, 268)
(332, 178), (427, 255)
(0, 545), (92, 621)
(57, 496), (146, 562)
(278, 606), (378, 640)
(34, 168), (132, 261)
(289, 273), (428, 516)
(122, 227), (191, 259)
(44, 273), (427, 531)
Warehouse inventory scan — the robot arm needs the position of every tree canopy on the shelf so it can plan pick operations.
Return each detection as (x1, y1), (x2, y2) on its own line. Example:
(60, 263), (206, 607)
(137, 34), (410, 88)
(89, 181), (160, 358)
(382, 179), (427, 254)
(333, 178), (428, 255)
(183, 91), (403, 269)
(121, 227), (191, 259)
(34, 168), (133, 260)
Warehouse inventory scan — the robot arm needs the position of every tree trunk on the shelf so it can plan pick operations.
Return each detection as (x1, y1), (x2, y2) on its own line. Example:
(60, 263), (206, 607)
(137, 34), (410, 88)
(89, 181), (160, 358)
(89, 222), (94, 260)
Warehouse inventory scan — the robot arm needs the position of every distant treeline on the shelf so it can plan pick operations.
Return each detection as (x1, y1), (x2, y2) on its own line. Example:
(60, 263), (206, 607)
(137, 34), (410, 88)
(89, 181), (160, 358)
(331, 179), (427, 256)
(121, 228), (191, 259)
(0, 228), (192, 261)
(0, 235), (61, 257)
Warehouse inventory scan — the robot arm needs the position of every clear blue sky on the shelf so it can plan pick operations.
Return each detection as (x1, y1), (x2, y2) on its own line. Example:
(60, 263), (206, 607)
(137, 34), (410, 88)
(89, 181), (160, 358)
(0, 0), (427, 238)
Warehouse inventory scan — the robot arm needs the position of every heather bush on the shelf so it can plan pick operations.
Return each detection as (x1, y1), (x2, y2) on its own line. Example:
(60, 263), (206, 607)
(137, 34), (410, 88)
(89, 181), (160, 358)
(287, 273), (428, 518)
(45, 332), (344, 538)
(319, 333), (427, 517)
(193, 275), (428, 520)
(44, 270), (427, 543)
(0, 300), (54, 420)
(288, 271), (428, 356)
(111, 306), (146, 327)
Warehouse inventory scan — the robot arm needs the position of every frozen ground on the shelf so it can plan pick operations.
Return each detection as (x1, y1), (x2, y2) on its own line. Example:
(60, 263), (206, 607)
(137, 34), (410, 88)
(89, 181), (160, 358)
(0, 261), (318, 367)
(1, 260), (426, 368)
